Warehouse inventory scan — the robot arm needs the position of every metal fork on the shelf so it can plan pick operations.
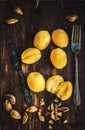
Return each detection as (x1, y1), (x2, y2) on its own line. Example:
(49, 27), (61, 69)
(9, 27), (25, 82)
(71, 25), (81, 105)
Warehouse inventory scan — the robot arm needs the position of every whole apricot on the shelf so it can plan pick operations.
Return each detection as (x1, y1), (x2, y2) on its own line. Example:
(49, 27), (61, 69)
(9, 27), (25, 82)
(33, 30), (51, 50)
(52, 29), (69, 48)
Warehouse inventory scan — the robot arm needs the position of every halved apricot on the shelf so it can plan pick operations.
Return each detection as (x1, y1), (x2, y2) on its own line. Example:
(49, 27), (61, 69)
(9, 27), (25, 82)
(52, 29), (69, 48)
(50, 48), (67, 69)
(46, 75), (64, 93)
(33, 30), (51, 50)
(27, 72), (45, 92)
(21, 48), (41, 64)
(56, 81), (73, 100)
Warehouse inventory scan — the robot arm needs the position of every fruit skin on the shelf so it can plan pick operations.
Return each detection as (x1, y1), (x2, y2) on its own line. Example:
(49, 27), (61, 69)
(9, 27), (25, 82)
(56, 81), (73, 100)
(52, 29), (69, 48)
(21, 48), (41, 64)
(33, 30), (51, 50)
(50, 48), (67, 69)
(27, 72), (45, 92)
(46, 75), (64, 93)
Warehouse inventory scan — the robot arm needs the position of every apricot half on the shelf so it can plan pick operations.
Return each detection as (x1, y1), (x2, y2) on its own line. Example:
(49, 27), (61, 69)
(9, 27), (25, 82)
(27, 72), (45, 92)
(46, 75), (64, 93)
(52, 29), (69, 48)
(33, 30), (51, 50)
(56, 81), (73, 100)
(50, 48), (67, 69)
(21, 48), (41, 64)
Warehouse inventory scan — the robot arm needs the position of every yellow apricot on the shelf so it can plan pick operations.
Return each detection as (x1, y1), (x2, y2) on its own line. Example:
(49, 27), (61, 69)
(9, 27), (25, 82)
(56, 81), (73, 100)
(52, 29), (69, 48)
(50, 48), (67, 69)
(33, 30), (51, 50)
(27, 72), (45, 92)
(46, 75), (64, 93)
(21, 48), (41, 64)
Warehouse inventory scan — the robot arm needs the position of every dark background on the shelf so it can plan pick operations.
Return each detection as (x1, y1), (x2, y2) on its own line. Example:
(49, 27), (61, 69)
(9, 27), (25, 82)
(0, 0), (85, 130)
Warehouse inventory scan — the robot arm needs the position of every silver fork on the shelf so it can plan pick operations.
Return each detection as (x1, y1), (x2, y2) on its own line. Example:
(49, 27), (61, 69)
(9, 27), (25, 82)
(71, 25), (81, 105)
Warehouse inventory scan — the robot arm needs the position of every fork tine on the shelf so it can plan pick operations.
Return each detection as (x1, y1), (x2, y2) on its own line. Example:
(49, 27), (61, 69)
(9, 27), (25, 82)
(79, 25), (81, 43)
(71, 25), (74, 43)
(71, 25), (81, 44)
(76, 25), (79, 43)
(75, 25), (79, 43)
(76, 25), (81, 44)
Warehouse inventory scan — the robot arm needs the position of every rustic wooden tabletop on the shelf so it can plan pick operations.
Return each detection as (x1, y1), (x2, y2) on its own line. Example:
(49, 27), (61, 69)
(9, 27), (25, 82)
(0, 0), (85, 130)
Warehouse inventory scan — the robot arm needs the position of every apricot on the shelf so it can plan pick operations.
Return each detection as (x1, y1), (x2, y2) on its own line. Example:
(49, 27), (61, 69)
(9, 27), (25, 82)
(56, 81), (73, 100)
(52, 29), (69, 48)
(33, 30), (51, 50)
(21, 48), (41, 64)
(46, 75), (64, 93)
(50, 48), (67, 69)
(27, 72), (45, 92)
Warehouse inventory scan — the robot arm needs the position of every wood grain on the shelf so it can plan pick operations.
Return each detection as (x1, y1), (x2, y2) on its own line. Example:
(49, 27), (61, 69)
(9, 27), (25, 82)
(0, 0), (85, 130)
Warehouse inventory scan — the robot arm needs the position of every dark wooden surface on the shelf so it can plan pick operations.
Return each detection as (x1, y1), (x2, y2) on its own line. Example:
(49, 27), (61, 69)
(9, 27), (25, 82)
(0, 0), (85, 130)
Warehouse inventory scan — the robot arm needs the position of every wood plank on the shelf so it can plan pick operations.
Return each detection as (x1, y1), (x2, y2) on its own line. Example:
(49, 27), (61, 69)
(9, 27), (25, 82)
(0, 1), (85, 130)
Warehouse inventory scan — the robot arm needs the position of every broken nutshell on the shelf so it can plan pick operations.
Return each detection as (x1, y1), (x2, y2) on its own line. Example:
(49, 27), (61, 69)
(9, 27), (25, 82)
(3, 94), (70, 127)
(48, 125), (53, 129)
(26, 106), (38, 113)
(22, 112), (29, 125)
(38, 113), (45, 122)
(40, 98), (45, 106)
(5, 94), (16, 105)
(66, 14), (79, 22)
(63, 119), (69, 124)
(14, 6), (23, 15)
(3, 99), (12, 112)
(45, 97), (70, 129)
(5, 18), (18, 24)
(48, 120), (54, 125)
(11, 109), (21, 119)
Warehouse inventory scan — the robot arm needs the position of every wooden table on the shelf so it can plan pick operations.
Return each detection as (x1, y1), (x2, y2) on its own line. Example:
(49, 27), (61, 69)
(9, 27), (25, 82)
(0, 0), (85, 130)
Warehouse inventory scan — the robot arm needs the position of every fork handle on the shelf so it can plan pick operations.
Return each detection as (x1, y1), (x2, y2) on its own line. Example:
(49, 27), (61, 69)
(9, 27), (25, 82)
(73, 54), (81, 105)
